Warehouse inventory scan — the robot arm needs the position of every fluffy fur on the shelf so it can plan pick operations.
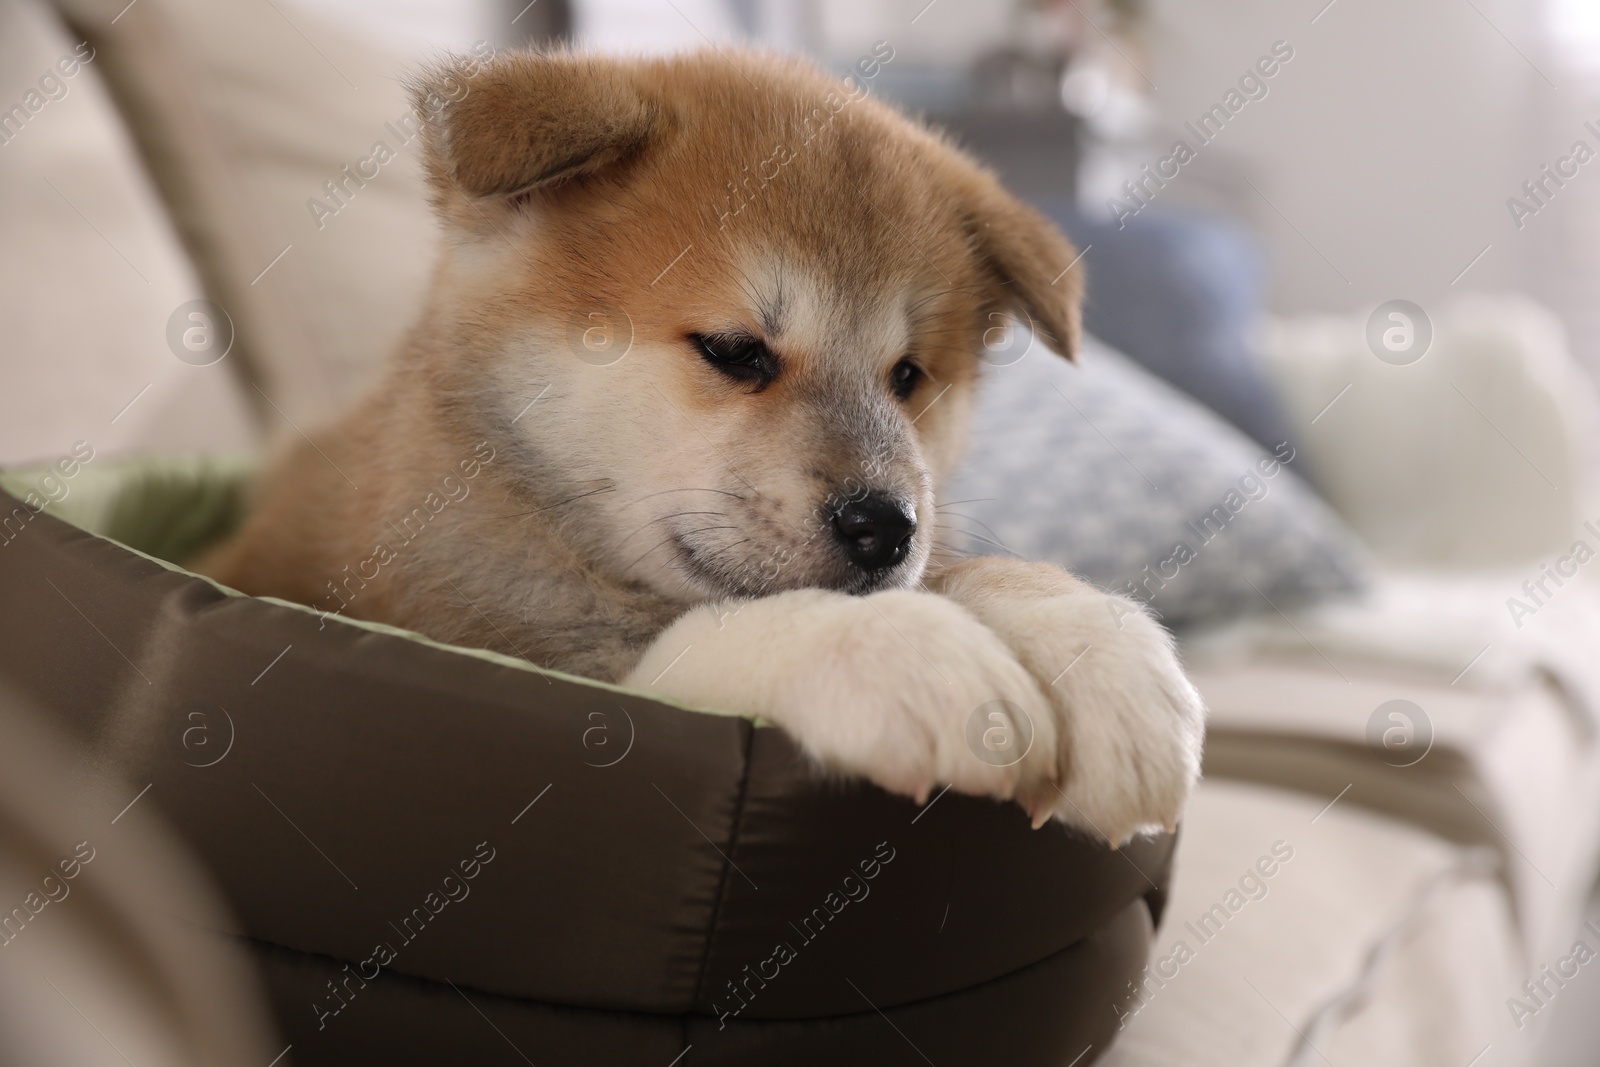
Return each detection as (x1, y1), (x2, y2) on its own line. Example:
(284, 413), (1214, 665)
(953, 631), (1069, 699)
(198, 48), (1204, 844)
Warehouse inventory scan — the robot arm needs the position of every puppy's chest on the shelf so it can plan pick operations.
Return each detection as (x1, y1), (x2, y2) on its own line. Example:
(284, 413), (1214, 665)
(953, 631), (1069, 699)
(403, 556), (684, 683)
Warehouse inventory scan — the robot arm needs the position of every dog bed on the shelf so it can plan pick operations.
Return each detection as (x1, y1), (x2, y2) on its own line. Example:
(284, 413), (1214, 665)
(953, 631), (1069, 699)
(0, 457), (1175, 1067)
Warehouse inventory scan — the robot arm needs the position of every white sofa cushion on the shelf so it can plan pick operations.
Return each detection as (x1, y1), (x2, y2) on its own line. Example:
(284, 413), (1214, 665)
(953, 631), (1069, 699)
(1256, 297), (1600, 570)
(1102, 780), (1518, 1067)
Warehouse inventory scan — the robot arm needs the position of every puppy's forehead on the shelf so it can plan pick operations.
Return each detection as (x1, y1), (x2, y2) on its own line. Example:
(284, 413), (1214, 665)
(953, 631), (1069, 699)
(740, 256), (915, 368)
(644, 62), (978, 286)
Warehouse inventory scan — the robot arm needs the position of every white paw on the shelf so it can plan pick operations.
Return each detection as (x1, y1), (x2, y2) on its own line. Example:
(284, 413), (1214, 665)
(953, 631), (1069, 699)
(935, 561), (1207, 845)
(624, 588), (1061, 808)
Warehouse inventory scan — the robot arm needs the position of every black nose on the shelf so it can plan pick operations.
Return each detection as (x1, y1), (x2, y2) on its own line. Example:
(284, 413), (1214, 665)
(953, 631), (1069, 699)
(832, 492), (917, 572)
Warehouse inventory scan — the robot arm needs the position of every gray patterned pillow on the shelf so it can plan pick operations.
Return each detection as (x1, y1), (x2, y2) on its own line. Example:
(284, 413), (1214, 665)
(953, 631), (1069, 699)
(942, 336), (1367, 628)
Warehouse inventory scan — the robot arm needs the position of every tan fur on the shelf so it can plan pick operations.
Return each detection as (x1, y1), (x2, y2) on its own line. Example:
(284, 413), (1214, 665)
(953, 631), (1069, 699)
(198, 48), (1202, 842)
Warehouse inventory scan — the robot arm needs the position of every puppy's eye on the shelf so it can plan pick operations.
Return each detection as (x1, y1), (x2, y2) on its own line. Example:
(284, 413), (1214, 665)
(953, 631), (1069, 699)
(690, 333), (778, 386)
(890, 358), (922, 400)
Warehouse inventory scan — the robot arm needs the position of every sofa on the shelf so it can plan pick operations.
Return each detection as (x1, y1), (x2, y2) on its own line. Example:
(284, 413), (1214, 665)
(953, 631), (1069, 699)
(6, 0), (1600, 1063)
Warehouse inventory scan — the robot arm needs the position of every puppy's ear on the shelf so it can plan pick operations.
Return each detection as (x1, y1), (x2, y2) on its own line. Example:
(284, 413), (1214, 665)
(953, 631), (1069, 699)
(413, 51), (657, 206)
(963, 176), (1084, 362)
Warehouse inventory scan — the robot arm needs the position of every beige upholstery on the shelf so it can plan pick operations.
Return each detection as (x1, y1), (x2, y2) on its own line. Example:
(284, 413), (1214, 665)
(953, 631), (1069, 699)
(51, 0), (442, 429)
(1101, 780), (1523, 1067)
(1199, 658), (1600, 963)
(0, 0), (257, 464)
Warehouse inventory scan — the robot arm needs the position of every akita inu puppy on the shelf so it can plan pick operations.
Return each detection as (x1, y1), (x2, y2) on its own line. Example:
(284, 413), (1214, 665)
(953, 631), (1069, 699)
(200, 48), (1205, 844)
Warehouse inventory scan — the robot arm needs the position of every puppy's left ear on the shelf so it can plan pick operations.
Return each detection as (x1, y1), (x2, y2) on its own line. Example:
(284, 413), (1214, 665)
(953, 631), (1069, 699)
(963, 176), (1084, 362)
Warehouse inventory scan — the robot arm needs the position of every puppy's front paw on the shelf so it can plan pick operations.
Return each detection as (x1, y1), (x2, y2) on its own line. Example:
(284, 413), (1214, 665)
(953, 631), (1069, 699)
(625, 589), (1060, 809)
(933, 559), (1207, 845)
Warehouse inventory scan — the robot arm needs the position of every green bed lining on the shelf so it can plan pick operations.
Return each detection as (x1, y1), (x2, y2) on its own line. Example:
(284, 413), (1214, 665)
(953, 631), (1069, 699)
(0, 456), (742, 720)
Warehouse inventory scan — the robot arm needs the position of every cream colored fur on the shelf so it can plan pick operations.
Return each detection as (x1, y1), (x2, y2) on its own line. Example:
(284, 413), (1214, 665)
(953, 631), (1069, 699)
(631, 560), (1204, 844)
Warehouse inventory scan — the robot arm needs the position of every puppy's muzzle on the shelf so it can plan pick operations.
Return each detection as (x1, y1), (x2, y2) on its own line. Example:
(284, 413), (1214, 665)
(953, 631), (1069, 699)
(831, 492), (916, 573)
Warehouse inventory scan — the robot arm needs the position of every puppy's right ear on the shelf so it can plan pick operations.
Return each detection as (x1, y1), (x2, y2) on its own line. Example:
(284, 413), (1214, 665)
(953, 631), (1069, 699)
(413, 51), (657, 217)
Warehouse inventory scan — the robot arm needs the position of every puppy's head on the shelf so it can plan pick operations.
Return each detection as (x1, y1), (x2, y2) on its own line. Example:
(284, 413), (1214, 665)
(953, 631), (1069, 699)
(414, 48), (1081, 602)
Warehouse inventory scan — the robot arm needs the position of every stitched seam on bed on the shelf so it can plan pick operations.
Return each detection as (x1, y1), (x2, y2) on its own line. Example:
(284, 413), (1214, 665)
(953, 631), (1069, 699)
(232, 915), (1112, 1023)
(688, 718), (757, 1010)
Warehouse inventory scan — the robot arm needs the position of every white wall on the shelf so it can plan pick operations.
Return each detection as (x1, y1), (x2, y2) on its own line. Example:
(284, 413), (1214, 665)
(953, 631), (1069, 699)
(1130, 0), (1585, 357)
(1134, 0), (1545, 308)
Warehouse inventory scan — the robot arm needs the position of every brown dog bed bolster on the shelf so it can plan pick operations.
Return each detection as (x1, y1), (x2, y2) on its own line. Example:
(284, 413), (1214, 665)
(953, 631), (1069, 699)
(0, 466), (1173, 1066)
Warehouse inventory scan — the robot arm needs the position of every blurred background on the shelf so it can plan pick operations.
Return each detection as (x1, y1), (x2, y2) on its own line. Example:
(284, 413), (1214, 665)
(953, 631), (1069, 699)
(320, 0), (1600, 365)
(6, 0), (1597, 453)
